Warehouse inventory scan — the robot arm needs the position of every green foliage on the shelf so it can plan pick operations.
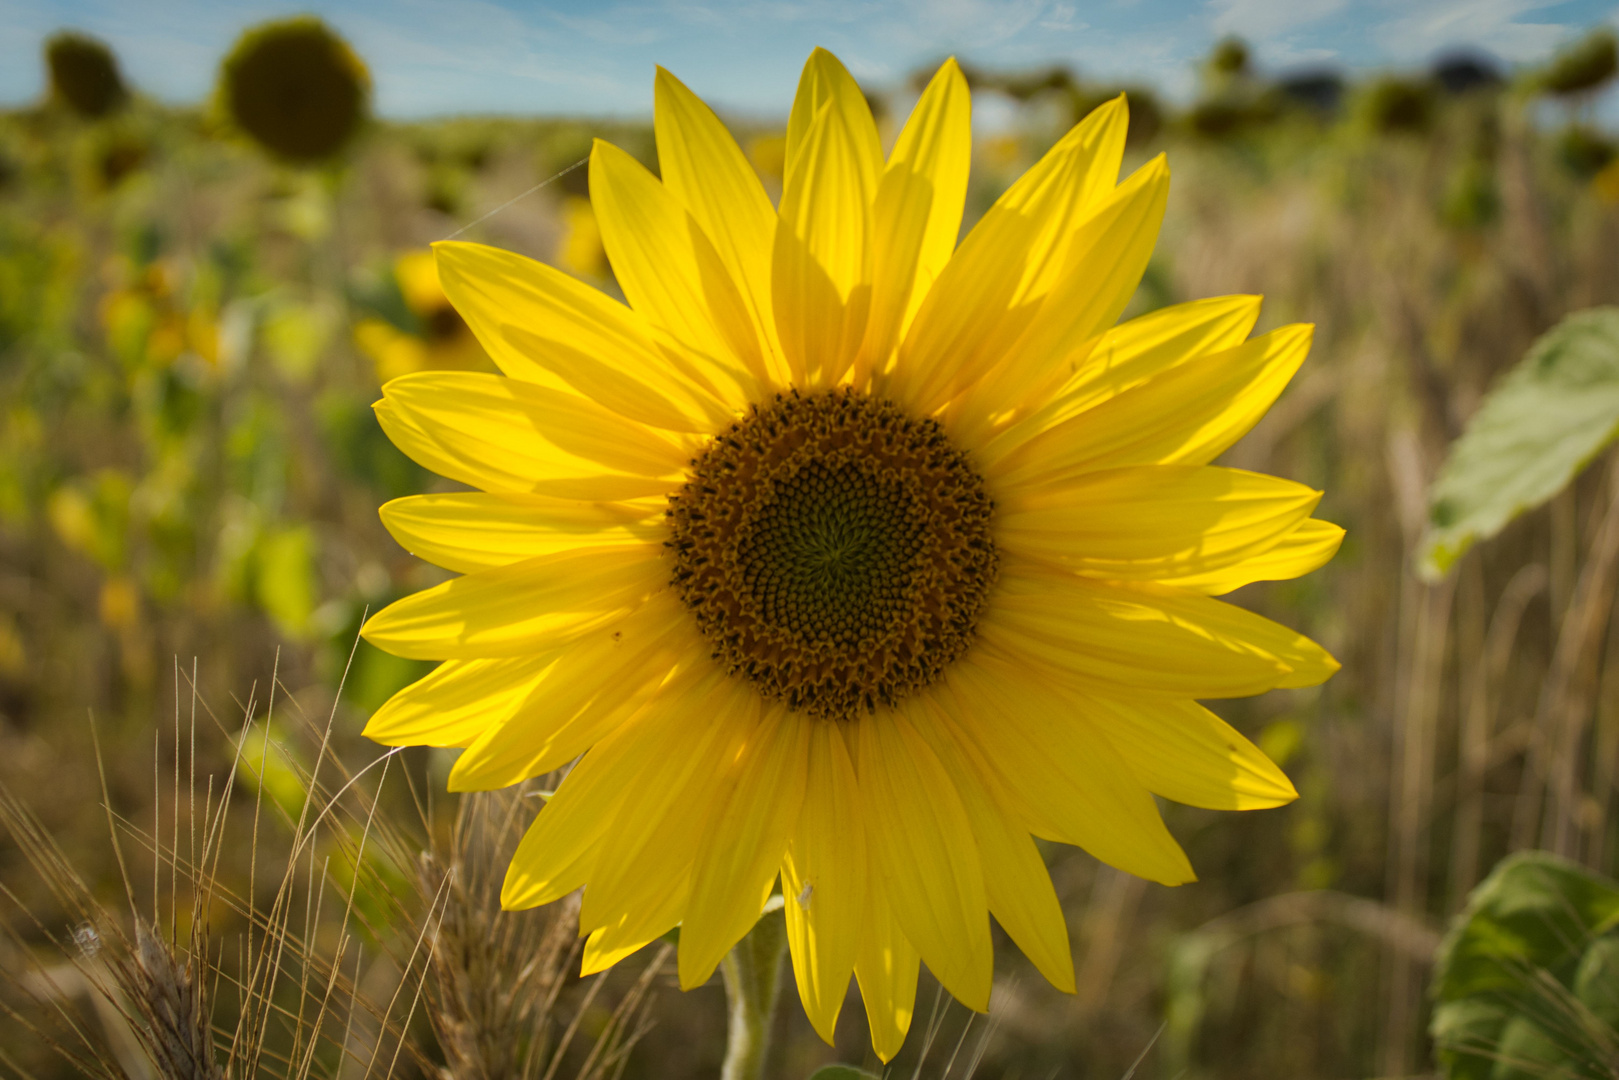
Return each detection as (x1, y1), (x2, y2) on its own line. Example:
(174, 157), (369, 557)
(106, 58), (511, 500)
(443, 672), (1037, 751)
(254, 524), (318, 639)
(1537, 30), (1618, 97)
(235, 722), (312, 819)
(1431, 852), (1619, 1079)
(1362, 77), (1436, 135)
(1420, 308), (1619, 579)
(1209, 37), (1251, 77)
(806, 1068), (881, 1080)
(1558, 127), (1618, 179)
(317, 391), (428, 500)
(47, 470), (132, 571)
(1442, 158), (1500, 230)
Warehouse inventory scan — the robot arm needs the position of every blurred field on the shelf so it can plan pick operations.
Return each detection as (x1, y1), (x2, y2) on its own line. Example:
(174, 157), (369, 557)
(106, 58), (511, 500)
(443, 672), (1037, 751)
(3, 26), (1619, 1080)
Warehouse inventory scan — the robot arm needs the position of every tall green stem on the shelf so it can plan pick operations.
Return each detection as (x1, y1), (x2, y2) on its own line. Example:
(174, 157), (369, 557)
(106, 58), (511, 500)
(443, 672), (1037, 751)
(719, 909), (787, 1080)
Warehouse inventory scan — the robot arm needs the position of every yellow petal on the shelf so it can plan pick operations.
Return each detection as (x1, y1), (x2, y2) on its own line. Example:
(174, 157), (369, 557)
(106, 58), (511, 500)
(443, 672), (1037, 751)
(361, 545), (665, 660)
(581, 673), (750, 934)
(857, 710), (992, 1012)
(363, 655), (557, 748)
(782, 723), (866, 1044)
(374, 398), (521, 494)
(653, 66), (785, 386)
(914, 698), (1075, 993)
(996, 465), (1321, 581)
(434, 240), (735, 429)
(589, 139), (768, 390)
(446, 595), (697, 790)
(1051, 293), (1262, 411)
(937, 657), (1196, 885)
(854, 876), (920, 1063)
(774, 91), (876, 388)
(1159, 518), (1345, 595)
(978, 294), (1262, 467)
(1082, 694), (1298, 810)
(501, 694), (698, 910)
(785, 48), (883, 200)
(889, 96), (1129, 411)
(856, 57), (971, 385)
(979, 560), (1339, 698)
(582, 906), (683, 975)
(679, 708), (812, 990)
(379, 371), (687, 483)
(379, 492), (662, 574)
(947, 154), (1171, 429)
(374, 395), (680, 503)
(990, 323), (1314, 489)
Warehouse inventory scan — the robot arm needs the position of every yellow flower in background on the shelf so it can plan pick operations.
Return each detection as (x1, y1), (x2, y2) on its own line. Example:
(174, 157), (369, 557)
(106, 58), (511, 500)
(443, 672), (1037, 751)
(746, 131), (787, 183)
(1594, 157), (1619, 205)
(361, 49), (1341, 1060)
(353, 249), (489, 383)
(99, 259), (219, 369)
(98, 575), (140, 631)
(556, 195), (607, 280)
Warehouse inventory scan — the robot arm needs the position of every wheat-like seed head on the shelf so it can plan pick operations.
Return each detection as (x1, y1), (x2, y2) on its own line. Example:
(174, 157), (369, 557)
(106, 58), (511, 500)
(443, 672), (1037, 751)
(122, 919), (225, 1080)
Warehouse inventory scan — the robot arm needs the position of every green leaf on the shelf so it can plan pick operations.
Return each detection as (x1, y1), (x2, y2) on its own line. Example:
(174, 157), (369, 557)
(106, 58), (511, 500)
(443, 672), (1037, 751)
(256, 524), (318, 640)
(1430, 852), (1619, 1080)
(807, 1068), (881, 1080)
(1419, 307), (1619, 580)
(1573, 936), (1619, 1028)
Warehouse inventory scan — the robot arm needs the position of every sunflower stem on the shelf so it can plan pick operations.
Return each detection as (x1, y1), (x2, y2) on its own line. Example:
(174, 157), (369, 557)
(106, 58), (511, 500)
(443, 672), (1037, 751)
(720, 908), (787, 1080)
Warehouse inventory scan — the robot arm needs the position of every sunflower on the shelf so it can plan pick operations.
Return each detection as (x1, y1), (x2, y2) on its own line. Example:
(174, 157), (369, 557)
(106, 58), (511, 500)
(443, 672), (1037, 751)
(361, 49), (1341, 1060)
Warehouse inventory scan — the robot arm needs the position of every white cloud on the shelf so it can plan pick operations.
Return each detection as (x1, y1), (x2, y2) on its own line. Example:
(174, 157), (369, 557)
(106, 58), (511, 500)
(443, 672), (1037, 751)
(1206, 0), (1348, 39)
(1038, 2), (1089, 31)
(884, 0), (1050, 49)
(1371, 0), (1573, 62)
(1250, 36), (1340, 68)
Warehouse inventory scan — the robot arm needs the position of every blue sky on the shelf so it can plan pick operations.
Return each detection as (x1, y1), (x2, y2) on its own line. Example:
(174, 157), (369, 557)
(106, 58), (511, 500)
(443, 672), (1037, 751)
(4, 0), (1618, 118)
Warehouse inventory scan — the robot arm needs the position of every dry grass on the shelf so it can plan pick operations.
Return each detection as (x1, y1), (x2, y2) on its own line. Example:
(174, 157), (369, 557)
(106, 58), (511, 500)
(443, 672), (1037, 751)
(0, 658), (665, 1080)
(418, 786), (665, 1080)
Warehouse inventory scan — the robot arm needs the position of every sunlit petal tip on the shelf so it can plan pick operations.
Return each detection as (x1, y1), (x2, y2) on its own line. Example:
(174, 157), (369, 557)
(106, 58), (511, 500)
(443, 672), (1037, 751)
(1275, 633), (1342, 687)
(499, 857), (552, 911)
(443, 764), (489, 794)
(1095, 91), (1129, 120)
(676, 938), (725, 991)
(580, 928), (653, 976)
(358, 714), (407, 746)
(928, 55), (967, 88)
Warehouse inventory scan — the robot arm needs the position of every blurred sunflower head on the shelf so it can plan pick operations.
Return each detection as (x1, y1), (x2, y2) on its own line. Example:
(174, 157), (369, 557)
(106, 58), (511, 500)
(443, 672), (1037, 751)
(45, 31), (128, 120)
(218, 17), (369, 165)
(1535, 28), (1617, 97)
(1362, 77), (1435, 136)
(361, 49), (1341, 1061)
(354, 250), (488, 383)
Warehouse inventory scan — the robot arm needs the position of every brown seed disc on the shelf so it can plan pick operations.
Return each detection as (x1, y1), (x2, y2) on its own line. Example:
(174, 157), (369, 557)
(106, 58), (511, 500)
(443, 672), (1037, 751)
(666, 389), (998, 719)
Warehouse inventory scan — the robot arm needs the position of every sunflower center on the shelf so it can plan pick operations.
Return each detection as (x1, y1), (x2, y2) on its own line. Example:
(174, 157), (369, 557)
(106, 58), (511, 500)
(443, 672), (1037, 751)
(667, 389), (998, 720)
